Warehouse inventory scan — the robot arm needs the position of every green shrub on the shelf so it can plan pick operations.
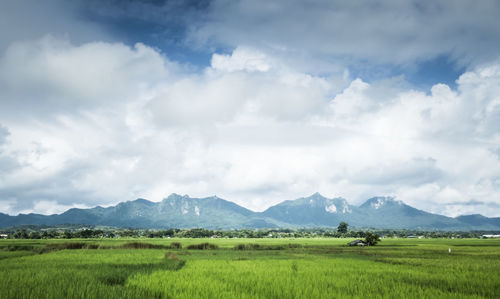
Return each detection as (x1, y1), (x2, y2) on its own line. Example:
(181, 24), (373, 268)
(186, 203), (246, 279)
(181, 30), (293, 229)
(186, 243), (218, 250)
(120, 242), (167, 249)
(169, 242), (182, 249)
(364, 233), (381, 246)
(234, 243), (301, 250)
(5, 245), (36, 251)
(165, 252), (179, 261)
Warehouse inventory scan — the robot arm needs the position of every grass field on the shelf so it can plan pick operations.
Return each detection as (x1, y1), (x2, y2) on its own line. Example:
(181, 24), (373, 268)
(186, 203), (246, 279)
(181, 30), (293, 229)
(0, 238), (499, 298)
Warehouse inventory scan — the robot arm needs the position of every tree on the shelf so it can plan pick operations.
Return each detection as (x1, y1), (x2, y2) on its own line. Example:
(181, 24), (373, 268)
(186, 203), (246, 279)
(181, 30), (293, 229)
(63, 231), (74, 239)
(29, 231), (41, 239)
(337, 222), (348, 234)
(14, 230), (29, 239)
(78, 229), (94, 238)
(364, 232), (381, 246)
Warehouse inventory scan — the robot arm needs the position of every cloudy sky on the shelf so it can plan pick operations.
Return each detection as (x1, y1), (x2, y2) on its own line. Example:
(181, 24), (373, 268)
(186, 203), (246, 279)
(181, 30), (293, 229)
(1, 0), (500, 217)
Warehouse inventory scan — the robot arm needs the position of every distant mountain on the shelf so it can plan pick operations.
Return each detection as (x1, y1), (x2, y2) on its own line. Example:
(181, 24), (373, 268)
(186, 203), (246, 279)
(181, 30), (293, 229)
(259, 195), (468, 230)
(0, 194), (283, 229)
(260, 193), (356, 226)
(354, 197), (464, 229)
(455, 214), (500, 230)
(1, 193), (499, 230)
(149, 194), (282, 229)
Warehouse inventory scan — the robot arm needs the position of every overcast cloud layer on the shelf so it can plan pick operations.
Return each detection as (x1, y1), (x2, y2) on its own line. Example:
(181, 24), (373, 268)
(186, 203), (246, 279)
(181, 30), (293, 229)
(1, 0), (500, 217)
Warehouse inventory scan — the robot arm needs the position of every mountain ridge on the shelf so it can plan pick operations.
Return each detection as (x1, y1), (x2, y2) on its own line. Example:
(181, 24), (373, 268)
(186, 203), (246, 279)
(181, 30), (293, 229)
(0, 193), (499, 230)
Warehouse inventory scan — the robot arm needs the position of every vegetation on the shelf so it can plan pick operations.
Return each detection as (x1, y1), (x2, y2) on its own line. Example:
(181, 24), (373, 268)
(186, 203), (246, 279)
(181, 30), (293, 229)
(0, 238), (499, 298)
(2, 225), (498, 240)
(185, 242), (219, 250)
(364, 232), (381, 246)
(337, 221), (348, 233)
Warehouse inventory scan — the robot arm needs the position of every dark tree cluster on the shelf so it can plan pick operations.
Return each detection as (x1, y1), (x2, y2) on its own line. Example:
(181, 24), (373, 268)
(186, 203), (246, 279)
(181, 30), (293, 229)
(1, 224), (496, 239)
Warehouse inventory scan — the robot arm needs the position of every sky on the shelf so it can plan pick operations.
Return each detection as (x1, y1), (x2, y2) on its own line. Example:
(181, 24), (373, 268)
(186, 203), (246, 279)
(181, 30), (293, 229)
(1, 0), (500, 217)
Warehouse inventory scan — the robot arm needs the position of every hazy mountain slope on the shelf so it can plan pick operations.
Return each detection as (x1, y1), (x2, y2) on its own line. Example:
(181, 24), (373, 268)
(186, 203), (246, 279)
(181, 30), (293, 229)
(354, 197), (464, 229)
(150, 194), (279, 228)
(0, 194), (283, 229)
(455, 214), (500, 230)
(260, 193), (357, 226)
(1, 193), (499, 230)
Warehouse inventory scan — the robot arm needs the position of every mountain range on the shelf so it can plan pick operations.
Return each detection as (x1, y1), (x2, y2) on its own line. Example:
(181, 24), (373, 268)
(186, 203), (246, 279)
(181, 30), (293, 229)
(1, 193), (499, 230)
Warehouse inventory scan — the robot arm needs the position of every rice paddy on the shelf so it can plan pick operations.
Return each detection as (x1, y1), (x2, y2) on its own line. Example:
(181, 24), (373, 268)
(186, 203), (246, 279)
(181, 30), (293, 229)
(0, 238), (499, 298)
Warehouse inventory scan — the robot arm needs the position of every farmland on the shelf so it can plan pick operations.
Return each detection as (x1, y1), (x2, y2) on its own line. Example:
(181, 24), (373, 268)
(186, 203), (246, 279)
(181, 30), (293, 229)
(0, 238), (499, 298)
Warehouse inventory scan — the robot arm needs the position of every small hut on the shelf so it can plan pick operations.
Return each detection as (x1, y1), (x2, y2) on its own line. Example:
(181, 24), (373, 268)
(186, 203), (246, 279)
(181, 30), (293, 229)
(348, 239), (366, 246)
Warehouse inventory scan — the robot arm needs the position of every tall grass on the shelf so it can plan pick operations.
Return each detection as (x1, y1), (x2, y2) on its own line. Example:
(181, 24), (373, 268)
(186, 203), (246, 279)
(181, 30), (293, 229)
(0, 238), (499, 298)
(234, 243), (302, 250)
(186, 242), (219, 250)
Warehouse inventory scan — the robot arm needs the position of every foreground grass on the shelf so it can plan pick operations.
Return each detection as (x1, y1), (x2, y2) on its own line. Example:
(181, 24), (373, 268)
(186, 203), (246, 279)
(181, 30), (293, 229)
(0, 238), (499, 298)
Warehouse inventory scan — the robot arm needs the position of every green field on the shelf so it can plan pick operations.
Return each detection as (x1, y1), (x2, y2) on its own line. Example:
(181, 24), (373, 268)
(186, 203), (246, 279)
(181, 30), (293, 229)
(0, 238), (499, 298)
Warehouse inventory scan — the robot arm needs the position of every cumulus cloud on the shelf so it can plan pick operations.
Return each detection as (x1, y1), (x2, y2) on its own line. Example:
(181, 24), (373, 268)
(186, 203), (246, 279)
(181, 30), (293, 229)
(0, 125), (9, 146)
(146, 46), (339, 125)
(0, 35), (500, 217)
(211, 47), (271, 72)
(0, 36), (173, 120)
(0, 125), (18, 175)
(190, 0), (500, 70)
(0, 0), (108, 52)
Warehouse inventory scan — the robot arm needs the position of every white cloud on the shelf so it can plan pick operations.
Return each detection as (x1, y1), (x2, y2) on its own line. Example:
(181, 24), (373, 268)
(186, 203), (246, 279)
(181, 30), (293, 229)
(0, 125), (9, 146)
(0, 36), (172, 120)
(0, 36), (500, 217)
(191, 0), (500, 69)
(27, 200), (90, 216)
(147, 46), (337, 125)
(0, 0), (108, 52)
(211, 47), (271, 72)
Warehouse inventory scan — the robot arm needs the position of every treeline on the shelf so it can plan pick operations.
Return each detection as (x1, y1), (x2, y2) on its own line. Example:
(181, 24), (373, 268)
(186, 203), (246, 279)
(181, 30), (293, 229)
(1, 226), (496, 239)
